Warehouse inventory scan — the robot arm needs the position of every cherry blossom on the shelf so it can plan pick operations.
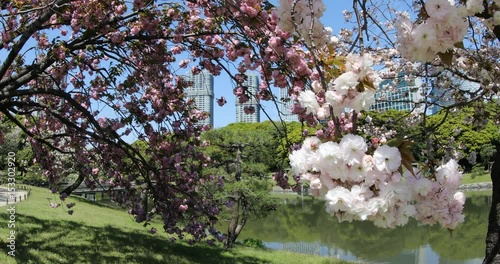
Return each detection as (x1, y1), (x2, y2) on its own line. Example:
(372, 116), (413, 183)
(373, 145), (402, 173)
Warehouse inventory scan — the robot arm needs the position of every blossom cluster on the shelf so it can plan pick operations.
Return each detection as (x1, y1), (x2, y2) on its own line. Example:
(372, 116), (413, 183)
(408, 160), (465, 229)
(289, 135), (465, 229)
(396, 0), (468, 62)
(276, 0), (330, 46)
(297, 53), (380, 119)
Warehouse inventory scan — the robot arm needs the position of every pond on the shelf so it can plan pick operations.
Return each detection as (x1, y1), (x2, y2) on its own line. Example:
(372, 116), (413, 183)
(238, 191), (491, 264)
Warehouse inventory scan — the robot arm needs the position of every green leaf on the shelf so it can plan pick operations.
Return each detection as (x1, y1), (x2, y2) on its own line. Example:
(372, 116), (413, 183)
(386, 137), (404, 148)
(454, 41), (465, 49)
(438, 50), (453, 66)
(356, 82), (365, 93)
(399, 140), (415, 176)
(362, 77), (377, 91)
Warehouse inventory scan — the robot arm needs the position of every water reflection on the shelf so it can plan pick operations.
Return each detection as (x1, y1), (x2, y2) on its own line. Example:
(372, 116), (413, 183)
(238, 192), (490, 264)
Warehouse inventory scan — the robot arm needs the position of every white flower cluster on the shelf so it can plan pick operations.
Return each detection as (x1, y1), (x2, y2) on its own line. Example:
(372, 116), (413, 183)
(277, 0), (330, 46)
(396, 0), (468, 62)
(289, 135), (465, 229)
(408, 160), (465, 229)
(297, 54), (380, 119)
(465, 0), (484, 15)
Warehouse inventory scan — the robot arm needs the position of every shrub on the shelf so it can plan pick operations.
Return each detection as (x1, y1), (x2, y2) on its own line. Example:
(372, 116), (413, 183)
(471, 165), (485, 179)
(242, 238), (265, 249)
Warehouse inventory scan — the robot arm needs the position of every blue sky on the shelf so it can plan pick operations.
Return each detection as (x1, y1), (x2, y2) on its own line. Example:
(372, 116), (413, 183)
(212, 1), (353, 128)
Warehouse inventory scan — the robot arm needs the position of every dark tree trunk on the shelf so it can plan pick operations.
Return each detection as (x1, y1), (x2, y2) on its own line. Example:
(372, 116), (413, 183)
(484, 144), (500, 263)
(225, 196), (240, 249)
(224, 144), (248, 249)
(225, 195), (247, 249)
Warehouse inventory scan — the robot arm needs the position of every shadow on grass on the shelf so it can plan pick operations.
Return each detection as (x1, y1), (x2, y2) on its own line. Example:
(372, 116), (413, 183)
(6, 214), (268, 264)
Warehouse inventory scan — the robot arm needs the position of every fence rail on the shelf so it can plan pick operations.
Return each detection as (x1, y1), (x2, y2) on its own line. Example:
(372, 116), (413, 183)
(0, 185), (32, 205)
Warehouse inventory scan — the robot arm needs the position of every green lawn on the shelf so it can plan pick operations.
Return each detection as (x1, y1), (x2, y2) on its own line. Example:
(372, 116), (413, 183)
(0, 185), (352, 264)
(461, 172), (491, 185)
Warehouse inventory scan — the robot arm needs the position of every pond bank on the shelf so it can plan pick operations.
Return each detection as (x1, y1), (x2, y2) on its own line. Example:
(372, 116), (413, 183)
(459, 182), (492, 191)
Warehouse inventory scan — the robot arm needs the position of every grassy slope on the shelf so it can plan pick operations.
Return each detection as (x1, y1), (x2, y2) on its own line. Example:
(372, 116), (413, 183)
(0, 185), (351, 264)
(461, 172), (491, 185)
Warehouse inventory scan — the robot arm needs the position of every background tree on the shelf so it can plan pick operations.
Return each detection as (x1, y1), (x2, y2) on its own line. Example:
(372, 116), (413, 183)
(0, 120), (23, 171)
(0, 116), (42, 184)
(359, 103), (500, 170)
(425, 102), (500, 171)
(202, 124), (278, 248)
(220, 122), (282, 172)
(481, 144), (497, 171)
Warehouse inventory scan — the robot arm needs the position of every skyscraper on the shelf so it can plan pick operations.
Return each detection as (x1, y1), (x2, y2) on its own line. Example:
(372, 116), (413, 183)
(371, 75), (425, 113)
(426, 78), (480, 115)
(235, 74), (261, 123)
(279, 88), (299, 122)
(184, 70), (214, 126)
